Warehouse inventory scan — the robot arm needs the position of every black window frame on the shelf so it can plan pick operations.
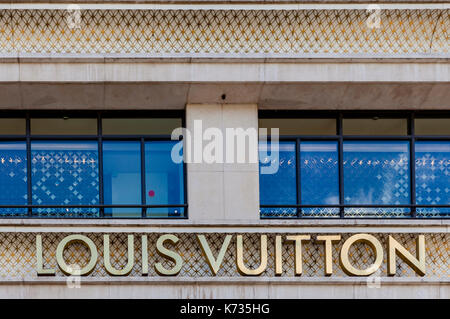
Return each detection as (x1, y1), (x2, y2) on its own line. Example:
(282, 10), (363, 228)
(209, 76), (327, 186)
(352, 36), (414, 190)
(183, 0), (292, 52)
(0, 110), (188, 219)
(259, 110), (450, 219)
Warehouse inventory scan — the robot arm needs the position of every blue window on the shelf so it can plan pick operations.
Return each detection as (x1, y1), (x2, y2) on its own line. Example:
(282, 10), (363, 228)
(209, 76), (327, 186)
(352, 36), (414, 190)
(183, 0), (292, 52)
(259, 140), (413, 218)
(0, 113), (185, 219)
(301, 141), (339, 217)
(259, 141), (297, 217)
(259, 114), (450, 219)
(415, 142), (450, 217)
(145, 141), (185, 217)
(103, 141), (142, 217)
(343, 141), (410, 217)
(31, 141), (99, 217)
(258, 141), (340, 218)
(0, 142), (27, 216)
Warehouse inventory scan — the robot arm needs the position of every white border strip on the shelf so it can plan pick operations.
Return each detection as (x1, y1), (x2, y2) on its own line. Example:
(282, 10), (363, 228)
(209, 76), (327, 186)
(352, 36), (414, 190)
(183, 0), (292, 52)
(0, 277), (447, 284)
(0, 3), (448, 10)
(0, 226), (447, 233)
(1, 53), (449, 61)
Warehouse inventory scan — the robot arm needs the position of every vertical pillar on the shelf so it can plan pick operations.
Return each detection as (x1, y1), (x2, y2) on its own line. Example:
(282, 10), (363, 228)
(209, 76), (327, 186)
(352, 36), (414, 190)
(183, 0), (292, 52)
(186, 103), (259, 221)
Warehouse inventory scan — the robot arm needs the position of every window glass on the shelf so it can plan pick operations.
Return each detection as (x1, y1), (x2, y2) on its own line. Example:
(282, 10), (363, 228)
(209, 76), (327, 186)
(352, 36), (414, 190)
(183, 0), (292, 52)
(0, 119), (26, 135)
(300, 141), (339, 217)
(102, 118), (181, 135)
(259, 141), (297, 217)
(343, 141), (410, 217)
(31, 141), (99, 217)
(415, 142), (450, 217)
(31, 118), (97, 135)
(0, 142), (27, 216)
(415, 119), (450, 135)
(145, 141), (185, 217)
(103, 141), (141, 217)
(343, 118), (407, 135)
(259, 119), (336, 136)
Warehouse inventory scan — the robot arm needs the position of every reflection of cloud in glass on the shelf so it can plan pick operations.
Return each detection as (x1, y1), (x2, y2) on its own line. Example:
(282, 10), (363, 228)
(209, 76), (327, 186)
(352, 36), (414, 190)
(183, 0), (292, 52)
(347, 173), (397, 205)
(415, 141), (450, 216)
(301, 143), (337, 152)
(416, 142), (450, 153)
(349, 188), (374, 204)
(344, 141), (410, 206)
(324, 195), (339, 205)
(32, 142), (97, 151)
(344, 142), (408, 153)
(259, 142), (294, 152)
(0, 142), (26, 151)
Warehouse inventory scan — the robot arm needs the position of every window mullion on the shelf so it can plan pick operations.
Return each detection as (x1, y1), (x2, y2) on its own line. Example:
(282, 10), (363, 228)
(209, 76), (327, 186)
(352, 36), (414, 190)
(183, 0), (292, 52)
(409, 112), (417, 218)
(97, 113), (104, 218)
(296, 138), (301, 218)
(26, 113), (32, 217)
(141, 138), (147, 218)
(338, 113), (345, 218)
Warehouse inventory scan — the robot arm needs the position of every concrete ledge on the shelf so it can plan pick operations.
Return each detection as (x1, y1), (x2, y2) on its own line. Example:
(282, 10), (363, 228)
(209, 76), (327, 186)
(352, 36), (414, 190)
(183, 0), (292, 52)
(1, 60), (449, 110)
(2, 61), (449, 82)
(0, 218), (447, 233)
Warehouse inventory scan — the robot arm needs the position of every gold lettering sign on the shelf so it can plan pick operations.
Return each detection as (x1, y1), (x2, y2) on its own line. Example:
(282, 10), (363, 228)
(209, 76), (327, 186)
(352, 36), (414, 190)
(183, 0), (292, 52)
(154, 234), (183, 276)
(316, 235), (341, 276)
(236, 235), (268, 276)
(388, 235), (426, 276)
(36, 235), (55, 276)
(340, 233), (383, 276)
(104, 234), (134, 276)
(34, 233), (430, 278)
(286, 235), (311, 276)
(197, 234), (232, 275)
(56, 234), (98, 276)
(141, 235), (149, 276)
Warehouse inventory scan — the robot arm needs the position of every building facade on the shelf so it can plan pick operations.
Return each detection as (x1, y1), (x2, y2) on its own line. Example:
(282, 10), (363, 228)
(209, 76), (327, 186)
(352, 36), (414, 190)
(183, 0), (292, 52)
(0, 0), (448, 298)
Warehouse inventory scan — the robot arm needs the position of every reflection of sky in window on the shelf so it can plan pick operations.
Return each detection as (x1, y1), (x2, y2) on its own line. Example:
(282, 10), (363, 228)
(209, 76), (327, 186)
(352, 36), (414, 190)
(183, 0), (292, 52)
(301, 141), (339, 217)
(0, 142), (27, 216)
(416, 141), (450, 217)
(145, 141), (185, 217)
(343, 141), (410, 205)
(259, 141), (296, 206)
(103, 141), (141, 217)
(31, 141), (99, 216)
(301, 141), (339, 205)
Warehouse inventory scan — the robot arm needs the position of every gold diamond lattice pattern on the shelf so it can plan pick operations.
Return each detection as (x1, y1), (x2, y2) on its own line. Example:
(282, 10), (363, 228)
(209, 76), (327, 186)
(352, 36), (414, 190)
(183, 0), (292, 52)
(0, 9), (447, 55)
(0, 233), (447, 279)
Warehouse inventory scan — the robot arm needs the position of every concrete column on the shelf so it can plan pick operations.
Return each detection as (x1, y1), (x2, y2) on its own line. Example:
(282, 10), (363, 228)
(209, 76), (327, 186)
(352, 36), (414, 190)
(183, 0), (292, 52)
(186, 103), (259, 221)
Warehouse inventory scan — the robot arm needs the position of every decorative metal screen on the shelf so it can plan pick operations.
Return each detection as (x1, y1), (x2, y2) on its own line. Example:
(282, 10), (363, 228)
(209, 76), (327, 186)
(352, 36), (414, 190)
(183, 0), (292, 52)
(0, 9), (447, 55)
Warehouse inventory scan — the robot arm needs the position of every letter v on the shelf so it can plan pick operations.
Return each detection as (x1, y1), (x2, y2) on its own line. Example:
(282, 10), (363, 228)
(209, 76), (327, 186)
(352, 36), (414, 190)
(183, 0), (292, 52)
(197, 234), (232, 275)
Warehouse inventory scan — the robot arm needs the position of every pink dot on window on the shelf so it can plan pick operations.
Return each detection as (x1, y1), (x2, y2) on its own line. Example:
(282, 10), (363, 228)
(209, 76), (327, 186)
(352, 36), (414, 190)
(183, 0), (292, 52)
(148, 190), (155, 197)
